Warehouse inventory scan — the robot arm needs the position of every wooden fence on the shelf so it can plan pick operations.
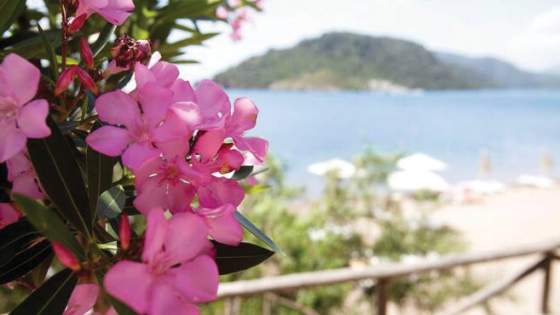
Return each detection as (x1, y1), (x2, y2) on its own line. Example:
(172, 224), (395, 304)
(218, 238), (560, 315)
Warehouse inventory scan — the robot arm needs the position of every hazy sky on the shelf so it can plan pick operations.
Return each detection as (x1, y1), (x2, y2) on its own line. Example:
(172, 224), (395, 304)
(181, 0), (560, 80)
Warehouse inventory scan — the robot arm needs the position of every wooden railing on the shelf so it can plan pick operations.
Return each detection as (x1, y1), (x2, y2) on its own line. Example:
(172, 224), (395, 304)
(218, 238), (560, 315)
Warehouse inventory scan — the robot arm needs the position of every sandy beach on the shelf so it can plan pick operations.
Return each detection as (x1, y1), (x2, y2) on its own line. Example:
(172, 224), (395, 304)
(433, 187), (560, 315)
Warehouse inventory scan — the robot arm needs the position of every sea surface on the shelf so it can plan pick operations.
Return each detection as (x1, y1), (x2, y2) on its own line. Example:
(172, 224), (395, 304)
(229, 89), (560, 191)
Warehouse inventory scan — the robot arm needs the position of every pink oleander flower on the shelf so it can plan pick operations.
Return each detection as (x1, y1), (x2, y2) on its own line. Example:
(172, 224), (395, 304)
(193, 203), (243, 246)
(0, 203), (20, 229)
(215, 5), (228, 19)
(105, 35), (152, 76)
(65, 283), (117, 315)
(86, 83), (176, 171)
(75, 0), (135, 27)
(190, 80), (268, 162)
(132, 154), (199, 214)
(7, 151), (43, 199)
(0, 54), (51, 162)
(230, 9), (249, 41)
(104, 208), (218, 315)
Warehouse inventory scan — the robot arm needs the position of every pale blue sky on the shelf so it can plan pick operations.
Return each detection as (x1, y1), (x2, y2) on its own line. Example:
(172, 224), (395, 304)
(183, 0), (560, 80)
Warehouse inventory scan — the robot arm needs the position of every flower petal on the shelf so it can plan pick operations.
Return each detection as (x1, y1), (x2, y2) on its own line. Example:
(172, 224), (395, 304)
(6, 151), (32, 181)
(148, 282), (200, 315)
(233, 136), (268, 163)
(193, 130), (226, 161)
(134, 156), (165, 189)
(0, 203), (21, 229)
(0, 54), (40, 105)
(17, 100), (51, 138)
(194, 80), (231, 120)
(198, 204), (242, 246)
(95, 90), (140, 128)
(170, 79), (196, 103)
(198, 178), (244, 208)
(0, 125), (26, 163)
(136, 82), (174, 128)
(142, 208), (167, 263)
(133, 182), (168, 215)
(86, 126), (130, 156)
(12, 174), (43, 199)
(150, 61), (179, 88)
(134, 63), (156, 88)
(165, 211), (209, 263)
(104, 261), (153, 314)
(121, 142), (161, 171)
(169, 255), (219, 303)
(64, 284), (99, 315)
(227, 97), (258, 134)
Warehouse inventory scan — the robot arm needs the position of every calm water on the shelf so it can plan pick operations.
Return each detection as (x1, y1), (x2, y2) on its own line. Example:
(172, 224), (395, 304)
(230, 89), (560, 190)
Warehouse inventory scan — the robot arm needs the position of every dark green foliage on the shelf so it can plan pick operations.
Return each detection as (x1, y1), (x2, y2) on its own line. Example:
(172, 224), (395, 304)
(10, 269), (77, 315)
(213, 241), (274, 275)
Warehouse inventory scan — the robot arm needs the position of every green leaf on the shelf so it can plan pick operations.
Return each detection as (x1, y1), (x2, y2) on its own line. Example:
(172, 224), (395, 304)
(91, 24), (116, 57)
(0, 219), (40, 266)
(213, 241), (274, 275)
(27, 117), (92, 237)
(97, 185), (126, 219)
(235, 211), (281, 253)
(10, 269), (77, 315)
(159, 32), (218, 55)
(0, 0), (26, 35)
(108, 296), (139, 315)
(13, 194), (84, 260)
(36, 23), (58, 79)
(1, 30), (61, 59)
(0, 240), (51, 285)
(232, 165), (254, 180)
(87, 144), (116, 218)
(156, 0), (220, 24)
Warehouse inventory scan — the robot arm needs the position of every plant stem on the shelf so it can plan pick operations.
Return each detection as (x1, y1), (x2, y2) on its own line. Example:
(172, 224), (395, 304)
(60, 0), (68, 69)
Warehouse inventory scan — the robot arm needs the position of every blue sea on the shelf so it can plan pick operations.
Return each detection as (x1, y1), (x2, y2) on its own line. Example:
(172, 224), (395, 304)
(229, 89), (560, 190)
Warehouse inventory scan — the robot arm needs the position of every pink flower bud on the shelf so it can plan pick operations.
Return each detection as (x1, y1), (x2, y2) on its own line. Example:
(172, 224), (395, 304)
(52, 241), (81, 271)
(55, 66), (98, 96)
(215, 5), (228, 19)
(68, 14), (88, 33)
(80, 38), (94, 69)
(119, 214), (131, 251)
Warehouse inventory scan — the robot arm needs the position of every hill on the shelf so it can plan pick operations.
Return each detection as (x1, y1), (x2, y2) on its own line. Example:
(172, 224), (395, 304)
(214, 32), (559, 91)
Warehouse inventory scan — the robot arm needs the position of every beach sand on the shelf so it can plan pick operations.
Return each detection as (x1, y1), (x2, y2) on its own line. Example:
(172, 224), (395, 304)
(432, 187), (560, 315)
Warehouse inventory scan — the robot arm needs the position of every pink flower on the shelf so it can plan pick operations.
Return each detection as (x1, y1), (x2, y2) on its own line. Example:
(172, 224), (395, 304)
(104, 208), (218, 315)
(194, 204), (243, 246)
(215, 5), (228, 19)
(0, 54), (50, 162)
(0, 203), (20, 229)
(75, 0), (135, 26)
(190, 81), (268, 162)
(133, 155), (200, 214)
(86, 83), (176, 171)
(230, 9), (249, 41)
(65, 284), (117, 315)
(64, 284), (99, 315)
(7, 151), (43, 199)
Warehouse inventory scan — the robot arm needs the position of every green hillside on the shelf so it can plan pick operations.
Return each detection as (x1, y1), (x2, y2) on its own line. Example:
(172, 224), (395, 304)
(214, 32), (557, 90)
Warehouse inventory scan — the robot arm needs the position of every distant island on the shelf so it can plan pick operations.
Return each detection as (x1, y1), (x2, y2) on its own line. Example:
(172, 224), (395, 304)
(214, 32), (560, 91)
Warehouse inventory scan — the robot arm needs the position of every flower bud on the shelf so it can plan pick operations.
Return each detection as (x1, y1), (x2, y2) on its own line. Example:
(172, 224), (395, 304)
(110, 35), (152, 69)
(80, 38), (94, 69)
(52, 241), (81, 271)
(55, 66), (98, 96)
(68, 14), (88, 33)
(119, 214), (131, 251)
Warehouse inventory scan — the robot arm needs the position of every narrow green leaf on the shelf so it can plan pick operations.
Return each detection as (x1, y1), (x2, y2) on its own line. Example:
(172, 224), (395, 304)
(0, 240), (51, 285)
(92, 24), (116, 57)
(0, 219), (39, 266)
(87, 144), (116, 218)
(36, 23), (58, 79)
(0, 0), (26, 35)
(235, 211), (280, 252)
(1, 30), (61, 59)
(232, 165), (254, 180)
(108, 296), (139, 315)
(10, 269), (77, 315)
(97, 185), (126, 219)
(213, 241), (274, 275)
(27, 117), (92, 236)
(159, 32), (218, 54)
(13, 194), (84, 260)
(156, 0), (220, 23)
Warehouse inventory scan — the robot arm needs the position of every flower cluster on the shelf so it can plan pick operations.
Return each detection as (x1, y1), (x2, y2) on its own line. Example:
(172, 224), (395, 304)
(0, 0), (272, 314)
(216, 0), (264, 41)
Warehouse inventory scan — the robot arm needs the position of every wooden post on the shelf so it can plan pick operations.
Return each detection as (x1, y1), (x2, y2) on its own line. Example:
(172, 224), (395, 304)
(541, 253), (553, 314)
(376, 278), (389, 315)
